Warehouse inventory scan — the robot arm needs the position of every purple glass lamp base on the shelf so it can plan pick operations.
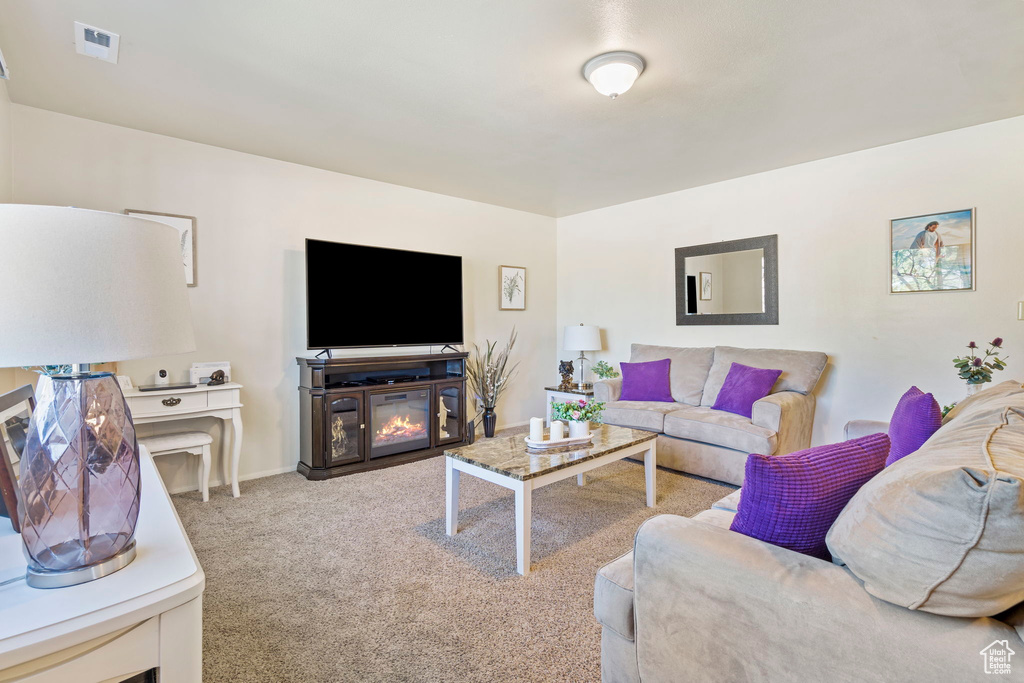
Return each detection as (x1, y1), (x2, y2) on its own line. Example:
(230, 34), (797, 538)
(18, 373), (141, 589)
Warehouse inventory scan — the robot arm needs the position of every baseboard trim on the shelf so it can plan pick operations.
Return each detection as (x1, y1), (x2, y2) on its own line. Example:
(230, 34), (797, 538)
(164, 463), (298, 495)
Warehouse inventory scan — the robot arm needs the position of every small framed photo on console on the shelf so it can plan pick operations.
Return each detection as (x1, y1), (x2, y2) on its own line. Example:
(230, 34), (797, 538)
(499, 265), (526, 310)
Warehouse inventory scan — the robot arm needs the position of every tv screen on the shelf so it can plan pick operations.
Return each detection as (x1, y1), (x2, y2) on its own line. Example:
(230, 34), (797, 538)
(305, 239), (464, 349)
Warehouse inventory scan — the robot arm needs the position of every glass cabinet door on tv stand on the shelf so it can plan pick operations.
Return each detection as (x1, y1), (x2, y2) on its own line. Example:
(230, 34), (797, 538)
(325, 391), (364, 467)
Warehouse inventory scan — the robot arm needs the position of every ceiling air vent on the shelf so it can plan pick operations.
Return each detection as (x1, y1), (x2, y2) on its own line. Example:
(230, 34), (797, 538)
(0, 46), (8, 80)
(74, 21), (120, 64)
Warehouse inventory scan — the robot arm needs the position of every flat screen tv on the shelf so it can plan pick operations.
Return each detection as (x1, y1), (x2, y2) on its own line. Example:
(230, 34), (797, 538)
(305, 239), (464, 349)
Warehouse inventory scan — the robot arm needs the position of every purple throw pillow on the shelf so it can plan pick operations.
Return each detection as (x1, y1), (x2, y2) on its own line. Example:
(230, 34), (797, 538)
(886, 386), (941, 466)
(729, 433), (890, 560)
(619, 358), (674, 402)
(712, 362), (783, 418)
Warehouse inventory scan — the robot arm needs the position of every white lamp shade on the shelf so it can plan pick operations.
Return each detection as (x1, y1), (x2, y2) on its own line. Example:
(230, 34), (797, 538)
(563, 324), (602, 352)
(0, 205), (196, 366)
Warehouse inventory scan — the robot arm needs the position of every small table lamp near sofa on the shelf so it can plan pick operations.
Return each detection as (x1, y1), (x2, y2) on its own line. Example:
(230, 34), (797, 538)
(563, 323), (602, 390)
(0, 205), (195, 588)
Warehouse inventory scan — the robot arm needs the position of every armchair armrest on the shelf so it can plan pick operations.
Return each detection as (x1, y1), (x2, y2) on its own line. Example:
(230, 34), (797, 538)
(594, 378), (622, 402)
(844, 419), (890, 440)
(632, 514), (1021, 682)
(751, 391), (814, 454)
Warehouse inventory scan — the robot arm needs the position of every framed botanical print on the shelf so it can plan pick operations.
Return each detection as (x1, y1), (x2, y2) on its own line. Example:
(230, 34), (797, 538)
(125, 209), (198, 286)
(699, 271), (713, 300)
(0, 384), (35, 532)
(890, 209), (975, 293)
(499, 265), (526, 310)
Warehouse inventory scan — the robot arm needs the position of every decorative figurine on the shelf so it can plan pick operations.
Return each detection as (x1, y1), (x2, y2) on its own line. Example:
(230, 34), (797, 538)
(558, 360), (575, 392)
(207, 369), (227, 386)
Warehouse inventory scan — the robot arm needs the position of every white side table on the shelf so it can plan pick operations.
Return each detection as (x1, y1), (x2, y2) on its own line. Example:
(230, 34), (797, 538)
(0, 445), (205, 682)
(544, 385), (596, 426)
(124, 382), (245, 497)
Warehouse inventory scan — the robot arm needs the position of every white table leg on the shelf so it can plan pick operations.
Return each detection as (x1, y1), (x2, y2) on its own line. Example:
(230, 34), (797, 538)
(577, 473), (585, 486)
(644, 442), (657, 507)
(446, 458), (460, 536)
(200, 444), (211, 502)
(230, 407), (243, 498)
(515, 481), (532, 575)
(157, 596), (203, 682)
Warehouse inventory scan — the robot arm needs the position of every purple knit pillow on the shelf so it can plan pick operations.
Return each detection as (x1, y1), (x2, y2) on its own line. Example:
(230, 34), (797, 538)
(729, 433), (890, 560)
(712, 362), (783, 418)
(619, 358), (674, 402)
(886, 386), (942, 466)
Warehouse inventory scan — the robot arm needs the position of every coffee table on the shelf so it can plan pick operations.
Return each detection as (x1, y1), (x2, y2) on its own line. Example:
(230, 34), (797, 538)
(444, 424), (658, 575)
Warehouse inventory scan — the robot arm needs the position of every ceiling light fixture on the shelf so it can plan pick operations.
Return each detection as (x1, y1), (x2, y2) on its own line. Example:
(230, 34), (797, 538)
(583, 51), (645, 99)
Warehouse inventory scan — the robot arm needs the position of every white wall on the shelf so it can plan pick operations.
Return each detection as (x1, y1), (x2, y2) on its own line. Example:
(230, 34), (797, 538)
(0, 80), (12, 394)
(557, 115), (1024, 445)
(11, 105), (556, 492)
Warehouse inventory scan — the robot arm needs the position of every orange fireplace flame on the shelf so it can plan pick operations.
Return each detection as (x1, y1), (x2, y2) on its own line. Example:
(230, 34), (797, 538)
(375, 414), (427, 444)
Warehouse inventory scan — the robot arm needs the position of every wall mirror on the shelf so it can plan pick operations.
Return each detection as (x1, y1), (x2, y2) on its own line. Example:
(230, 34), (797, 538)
(675, 234), (778, 325)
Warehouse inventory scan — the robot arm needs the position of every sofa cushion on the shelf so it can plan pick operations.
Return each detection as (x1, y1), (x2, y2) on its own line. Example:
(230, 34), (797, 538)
(619, 358), (674, 402)
(630, 344), (714, 406)
(602, 401), (682, 432)
(731, 433), (890, 559)
(887, 386), (941, 466)
(693, 508), (736, 529)
(711, 488), (742, 513)
(594, 551), (635, 641)
(701, 346), (828, 407)
(712, 362), (783, 418)
(663, 406), (778, 454)
(827, 380), (1024, 617)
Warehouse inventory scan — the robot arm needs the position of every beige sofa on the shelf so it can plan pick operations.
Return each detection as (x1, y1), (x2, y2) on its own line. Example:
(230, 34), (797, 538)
(594, 344), (827, 485)
(595, 380), (1024, 682)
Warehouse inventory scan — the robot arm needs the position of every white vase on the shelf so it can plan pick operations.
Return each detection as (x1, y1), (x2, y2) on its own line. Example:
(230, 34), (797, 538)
(966, 383), (983, 397)
(568, 420), (590, 439)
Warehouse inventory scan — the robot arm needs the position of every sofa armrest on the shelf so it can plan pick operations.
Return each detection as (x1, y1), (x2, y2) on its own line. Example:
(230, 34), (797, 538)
(594, 378), (622, 402)
(632, 514), (1021, 682)
(844, 419), (890, 440)
(750, 391), (814, 454)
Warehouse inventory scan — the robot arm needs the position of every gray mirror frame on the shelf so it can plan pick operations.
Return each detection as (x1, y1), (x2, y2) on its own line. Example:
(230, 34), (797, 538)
(674, 234), (779, 325)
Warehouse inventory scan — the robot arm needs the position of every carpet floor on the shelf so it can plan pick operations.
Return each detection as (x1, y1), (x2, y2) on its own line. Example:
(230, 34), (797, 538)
(173, 452), (733, 682)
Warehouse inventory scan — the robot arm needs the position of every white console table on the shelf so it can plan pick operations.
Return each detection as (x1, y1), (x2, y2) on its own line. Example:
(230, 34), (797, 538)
(124, 382), (244, 498)
(0, 445), (205, 682)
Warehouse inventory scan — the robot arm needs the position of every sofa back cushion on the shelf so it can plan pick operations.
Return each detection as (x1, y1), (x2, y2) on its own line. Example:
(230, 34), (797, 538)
(730, 433), (890, 560)
(630, 344), (714, 406)
(826, 380), (1024, 617)
(701, 346), (828, 407)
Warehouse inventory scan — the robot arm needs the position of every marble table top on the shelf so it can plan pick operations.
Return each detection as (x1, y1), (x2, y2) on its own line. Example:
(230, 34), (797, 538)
(444, 424), (657, 481)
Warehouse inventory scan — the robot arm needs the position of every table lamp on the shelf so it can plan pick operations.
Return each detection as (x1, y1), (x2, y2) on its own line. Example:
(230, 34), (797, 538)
(0, 205), (195, 588)
(563, 323), (602, 390)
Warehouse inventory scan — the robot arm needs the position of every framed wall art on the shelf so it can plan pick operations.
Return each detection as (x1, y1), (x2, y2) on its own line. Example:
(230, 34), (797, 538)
(499, 265), (526, 310)
(699, 271), (713, 300)
(890, 209), (974, 293)
(125, 209), (198, 286)
(0, 384), (35, 532)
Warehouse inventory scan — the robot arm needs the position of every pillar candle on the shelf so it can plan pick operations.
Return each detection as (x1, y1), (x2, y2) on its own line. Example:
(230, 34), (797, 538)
(550, 420), (565, 441)
(529, 417), (544, 442)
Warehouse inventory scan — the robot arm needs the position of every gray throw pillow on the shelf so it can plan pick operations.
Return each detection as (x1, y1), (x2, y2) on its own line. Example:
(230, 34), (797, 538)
(826, 380), (1024, 617)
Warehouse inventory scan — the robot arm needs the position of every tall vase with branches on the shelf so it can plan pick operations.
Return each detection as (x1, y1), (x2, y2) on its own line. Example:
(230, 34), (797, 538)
(467, 328), (519, 438)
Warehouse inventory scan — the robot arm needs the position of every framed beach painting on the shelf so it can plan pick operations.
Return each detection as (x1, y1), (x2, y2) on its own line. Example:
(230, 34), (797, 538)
(125, 209), (198, 286)
(890, 208), (974, 294)
(499, 265), (526, 310)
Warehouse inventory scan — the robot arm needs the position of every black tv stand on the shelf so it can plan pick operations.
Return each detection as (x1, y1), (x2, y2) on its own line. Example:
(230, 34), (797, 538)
(315, 348), (333, 359)
(296, 352), (469, 480)
(439, 344), (460, 353)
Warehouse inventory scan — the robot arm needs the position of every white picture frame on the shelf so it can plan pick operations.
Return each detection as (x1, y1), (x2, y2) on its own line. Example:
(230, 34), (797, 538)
(125, 209), (198, 287)
(499, 265), (526, 310)
(699, 271), (713, 301)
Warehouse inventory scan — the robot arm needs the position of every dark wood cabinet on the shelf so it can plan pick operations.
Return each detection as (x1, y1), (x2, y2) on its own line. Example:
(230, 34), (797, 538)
(297, 352), (468, 480)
